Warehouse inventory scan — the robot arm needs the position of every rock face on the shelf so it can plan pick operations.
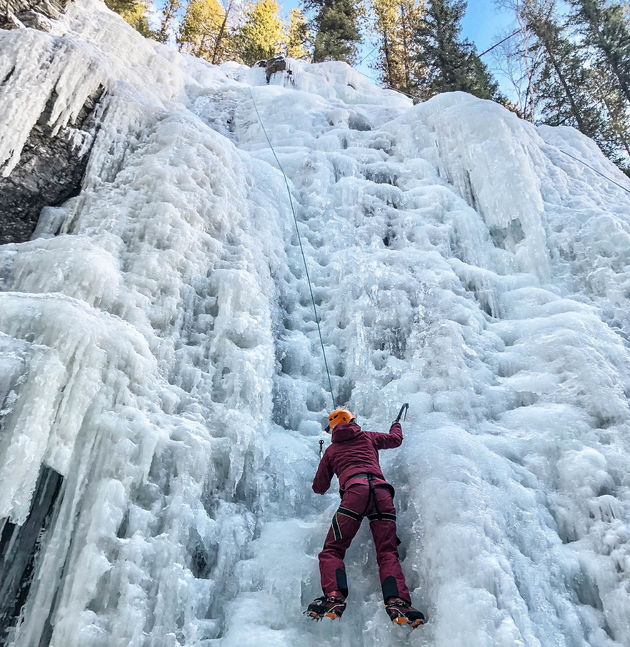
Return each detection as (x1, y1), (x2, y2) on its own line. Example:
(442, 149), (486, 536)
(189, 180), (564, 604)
(265, 56), (287, 82)
(0, 0), (103, 246)
(0, 466), (64, 639)
(0, 87), (104, 245)
(254, 56), (290, 83)
(0, 0), (71, 30)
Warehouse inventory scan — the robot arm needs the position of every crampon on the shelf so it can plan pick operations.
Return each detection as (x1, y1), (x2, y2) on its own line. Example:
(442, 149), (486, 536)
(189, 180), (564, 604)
(385, 597), (425, 628)
(305, 594), (346, 621)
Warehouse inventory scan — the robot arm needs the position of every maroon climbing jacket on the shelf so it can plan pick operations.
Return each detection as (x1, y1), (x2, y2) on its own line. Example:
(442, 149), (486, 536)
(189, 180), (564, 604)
(312, 422), (402, 494)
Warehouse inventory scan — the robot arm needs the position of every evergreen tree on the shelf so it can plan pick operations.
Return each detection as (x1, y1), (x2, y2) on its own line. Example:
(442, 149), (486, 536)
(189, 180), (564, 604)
(371, 0), (426, 93)
(570, 0), (630, 104)
(286, 8), (310, 59)
(178, 0), (230, 62)
(303, 0), (362, 64)
(413, 0), (500, 100)
(397, 0), (427, 91)
(158, 0), (182, 43)
(235, 0), (285, 65)
(373, 0), (405, 88)
(588, 65), (630, 167)
(105, 0), (152, 37)
(496, 0), (628, 171)
(523, 2), (607, 141)
(212, 0), (239, 64)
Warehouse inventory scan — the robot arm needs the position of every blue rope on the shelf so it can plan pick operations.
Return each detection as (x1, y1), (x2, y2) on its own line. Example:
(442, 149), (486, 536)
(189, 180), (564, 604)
(249, 87), (337, 410)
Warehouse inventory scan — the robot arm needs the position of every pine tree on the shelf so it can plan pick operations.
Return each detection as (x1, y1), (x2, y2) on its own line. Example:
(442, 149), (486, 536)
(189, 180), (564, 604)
(588, 65), (630, 168)
(286, 8), (310, 59)
(235, 0), (285, 65)
(105, 0), (152, 37)
(413, 0), (500, 100)
(371, 0), (426, 93)
(570, 0), (630, 104)
(495, 0), (628, 171)
(398, 0), (427, 91)
(303, 0), (362, 64)
(211, 0), (239, 64)
(178, 0), (229, 62)
(158, 0), (182, 43)
(372, 0), (405, 88)
(523, 2), (606, 141)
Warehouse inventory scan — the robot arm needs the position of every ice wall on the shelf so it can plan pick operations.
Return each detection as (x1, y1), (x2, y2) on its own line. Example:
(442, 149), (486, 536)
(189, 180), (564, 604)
(1, 1), (630, 646)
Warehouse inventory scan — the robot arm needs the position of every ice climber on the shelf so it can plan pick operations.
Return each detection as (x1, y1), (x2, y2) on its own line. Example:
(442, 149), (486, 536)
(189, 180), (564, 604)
(306, 407), (425, 628)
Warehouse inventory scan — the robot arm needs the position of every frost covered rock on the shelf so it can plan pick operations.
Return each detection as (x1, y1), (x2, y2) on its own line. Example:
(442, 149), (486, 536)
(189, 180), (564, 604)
(0, 27), (107, 243)
(0, 0), (71, 30)
(0, 84), (103, 244)
(1, 0), (630, 646)
(264, 56), (287, 82)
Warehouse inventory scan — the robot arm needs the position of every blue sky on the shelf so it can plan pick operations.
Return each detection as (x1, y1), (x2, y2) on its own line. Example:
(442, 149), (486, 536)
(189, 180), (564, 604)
(462, 0), (514, 53)
(281, 0), (516, 92)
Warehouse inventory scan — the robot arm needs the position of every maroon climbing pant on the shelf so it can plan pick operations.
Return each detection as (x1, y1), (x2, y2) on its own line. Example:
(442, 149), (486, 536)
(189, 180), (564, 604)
(318, 481), (411, 602)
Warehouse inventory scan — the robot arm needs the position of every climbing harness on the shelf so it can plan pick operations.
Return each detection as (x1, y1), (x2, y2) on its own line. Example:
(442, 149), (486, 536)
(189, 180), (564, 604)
(333, 474), (398, 541)
(360, 474), (390, 523)
(249, 87), (336, 410)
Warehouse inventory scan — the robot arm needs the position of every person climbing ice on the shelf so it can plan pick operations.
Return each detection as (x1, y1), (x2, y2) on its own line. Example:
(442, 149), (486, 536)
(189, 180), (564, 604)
(306, 405), (425, 628)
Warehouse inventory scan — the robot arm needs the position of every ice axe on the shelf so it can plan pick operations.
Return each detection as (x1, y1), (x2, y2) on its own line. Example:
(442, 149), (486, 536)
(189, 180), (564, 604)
(395, 403), (409, 423)
(319, 439), (324, 459)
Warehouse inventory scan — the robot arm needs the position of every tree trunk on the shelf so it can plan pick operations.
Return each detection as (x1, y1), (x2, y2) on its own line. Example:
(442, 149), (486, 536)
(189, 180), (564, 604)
(399, 2), (411, 92)
(579, 0), (630, 104)
(530, 14), (587, 131)
(158, 0), (178, 44)
(606, 56), (630, 105)
(545, 45), (585, 131)
(383, 32), (393, 87)
(211, 1), (231, 65)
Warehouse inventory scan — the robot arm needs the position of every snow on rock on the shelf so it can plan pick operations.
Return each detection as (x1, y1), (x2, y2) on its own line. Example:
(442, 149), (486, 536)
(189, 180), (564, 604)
(0, 0), (71, 31)
(1, 1), (630, 646)
(0, 29), (105, 177)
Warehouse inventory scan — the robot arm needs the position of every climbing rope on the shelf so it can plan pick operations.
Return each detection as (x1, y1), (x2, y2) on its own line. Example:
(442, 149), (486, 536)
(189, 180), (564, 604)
(248, 78), (630, 415)
(555, 147), (630, 196)
(248, 87), (337, 410)
(478, 28), (522, 58)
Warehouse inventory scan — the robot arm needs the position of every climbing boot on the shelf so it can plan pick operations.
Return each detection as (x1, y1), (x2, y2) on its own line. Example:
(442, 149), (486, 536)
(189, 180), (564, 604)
(306, 591), (346, 620)
(385, 597), (425, 628)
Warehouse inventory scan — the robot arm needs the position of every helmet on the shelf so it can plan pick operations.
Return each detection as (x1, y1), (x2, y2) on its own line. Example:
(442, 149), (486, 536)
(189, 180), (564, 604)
(327, 408), (355, 430)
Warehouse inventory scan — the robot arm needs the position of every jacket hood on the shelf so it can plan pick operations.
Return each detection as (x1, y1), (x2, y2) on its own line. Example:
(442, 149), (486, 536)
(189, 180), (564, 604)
(331, 422), (362, 443)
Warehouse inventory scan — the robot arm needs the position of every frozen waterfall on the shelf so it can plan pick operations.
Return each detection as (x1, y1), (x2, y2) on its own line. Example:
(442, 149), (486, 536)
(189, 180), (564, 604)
(1, 1), (630, 645)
